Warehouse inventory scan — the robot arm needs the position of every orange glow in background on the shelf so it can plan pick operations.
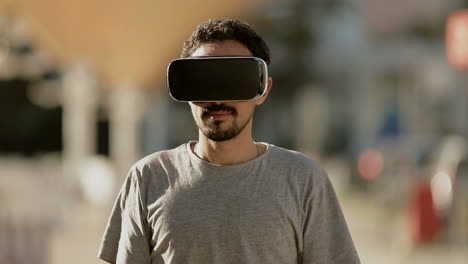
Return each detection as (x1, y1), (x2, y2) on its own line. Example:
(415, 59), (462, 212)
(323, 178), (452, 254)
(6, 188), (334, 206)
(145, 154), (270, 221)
(446, 10), (468, 70)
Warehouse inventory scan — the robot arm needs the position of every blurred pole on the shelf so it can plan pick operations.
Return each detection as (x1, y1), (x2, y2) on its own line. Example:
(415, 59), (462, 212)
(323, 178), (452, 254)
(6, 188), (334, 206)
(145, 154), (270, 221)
(142, 91), (169, 155)
(454, 74), (468, 137)
(447, 9), (468, 138)
(349, 59), (372, 160)
(295, 86), (328, 157)
(62, 63), (98, 189)
(109, 84), (145, 183)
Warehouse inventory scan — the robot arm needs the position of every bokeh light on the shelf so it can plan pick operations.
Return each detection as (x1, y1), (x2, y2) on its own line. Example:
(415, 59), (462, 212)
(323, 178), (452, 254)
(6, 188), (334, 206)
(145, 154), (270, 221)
(79, 156), (115, 207)
(430, 170), (453, 213)
(357, 149), (384, 181)
(446, 10), (468, 70)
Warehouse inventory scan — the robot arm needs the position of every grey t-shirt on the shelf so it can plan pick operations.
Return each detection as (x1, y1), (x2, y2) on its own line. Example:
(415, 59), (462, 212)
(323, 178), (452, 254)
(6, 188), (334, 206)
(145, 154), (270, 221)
(98, 142), (360, 264)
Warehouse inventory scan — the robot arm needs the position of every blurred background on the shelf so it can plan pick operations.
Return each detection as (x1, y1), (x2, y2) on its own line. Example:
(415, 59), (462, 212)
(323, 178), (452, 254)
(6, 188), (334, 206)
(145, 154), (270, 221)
(0, 0), (468, 263)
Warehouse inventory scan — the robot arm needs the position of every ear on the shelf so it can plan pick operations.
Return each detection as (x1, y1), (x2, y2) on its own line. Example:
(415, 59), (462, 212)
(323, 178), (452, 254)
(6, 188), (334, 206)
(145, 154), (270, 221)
(255, 77), (273, 105)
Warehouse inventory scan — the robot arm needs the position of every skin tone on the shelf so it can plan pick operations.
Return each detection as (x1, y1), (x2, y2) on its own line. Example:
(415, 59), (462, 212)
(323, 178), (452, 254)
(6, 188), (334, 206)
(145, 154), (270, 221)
(189, 40), (273, 166)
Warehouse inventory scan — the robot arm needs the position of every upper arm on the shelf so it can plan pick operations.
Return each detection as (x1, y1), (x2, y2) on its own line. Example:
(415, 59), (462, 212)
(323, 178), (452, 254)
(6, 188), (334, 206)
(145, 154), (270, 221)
(98, 167), (153, 264)
(301, 171), (360, 264)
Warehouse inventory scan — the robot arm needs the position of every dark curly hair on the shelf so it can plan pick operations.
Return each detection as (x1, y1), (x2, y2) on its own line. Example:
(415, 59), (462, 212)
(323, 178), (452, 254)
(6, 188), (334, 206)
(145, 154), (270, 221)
(181, 19), (271, 65)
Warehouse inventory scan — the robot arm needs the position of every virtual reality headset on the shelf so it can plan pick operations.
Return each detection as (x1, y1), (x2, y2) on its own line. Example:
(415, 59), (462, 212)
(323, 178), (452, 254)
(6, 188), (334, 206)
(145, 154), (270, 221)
(167, 56), (268, 102)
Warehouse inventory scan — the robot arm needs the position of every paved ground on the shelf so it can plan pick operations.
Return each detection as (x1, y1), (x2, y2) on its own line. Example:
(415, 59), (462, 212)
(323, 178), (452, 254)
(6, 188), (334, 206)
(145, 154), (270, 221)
(45, 186), (468, 264)
(340, 191), (468, 264)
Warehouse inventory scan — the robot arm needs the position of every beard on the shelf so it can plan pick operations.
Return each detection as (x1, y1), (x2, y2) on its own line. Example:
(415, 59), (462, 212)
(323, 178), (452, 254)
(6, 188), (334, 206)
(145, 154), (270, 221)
(195, 103), (253, 142)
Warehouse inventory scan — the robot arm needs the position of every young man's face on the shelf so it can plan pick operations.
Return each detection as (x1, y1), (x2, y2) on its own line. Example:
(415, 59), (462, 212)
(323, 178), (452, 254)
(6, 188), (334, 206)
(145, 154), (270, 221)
(189, 40), (270, 142)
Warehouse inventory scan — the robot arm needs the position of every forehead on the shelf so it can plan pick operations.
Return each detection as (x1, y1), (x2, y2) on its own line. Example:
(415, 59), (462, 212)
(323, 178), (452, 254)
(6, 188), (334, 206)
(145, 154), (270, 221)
(191, 40), (253, 57)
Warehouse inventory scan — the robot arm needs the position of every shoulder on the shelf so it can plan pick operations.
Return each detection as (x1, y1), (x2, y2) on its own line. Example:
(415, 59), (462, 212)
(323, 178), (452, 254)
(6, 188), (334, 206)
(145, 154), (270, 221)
(267, 145), (329, 186)
(120, 144), (188, 201)
(136, 144), (186, 167)
(127, 144), (187, 181)
(269, 145), (325, 172)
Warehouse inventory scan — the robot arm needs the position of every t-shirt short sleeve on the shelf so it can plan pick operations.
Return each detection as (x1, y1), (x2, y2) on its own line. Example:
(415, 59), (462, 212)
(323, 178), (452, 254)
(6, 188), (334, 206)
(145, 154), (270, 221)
(98, 167), (152, 264)
(301, 169), (360, 264)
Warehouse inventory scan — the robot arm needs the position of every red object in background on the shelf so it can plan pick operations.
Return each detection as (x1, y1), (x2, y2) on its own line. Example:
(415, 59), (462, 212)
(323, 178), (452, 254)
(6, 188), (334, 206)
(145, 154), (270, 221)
(447, 10), (468, 70)
(407, 181), (440, 244)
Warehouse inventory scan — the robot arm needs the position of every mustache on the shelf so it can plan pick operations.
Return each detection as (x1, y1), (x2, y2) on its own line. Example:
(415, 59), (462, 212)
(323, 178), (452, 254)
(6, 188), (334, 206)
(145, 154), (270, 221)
(201, 104), (238, 118)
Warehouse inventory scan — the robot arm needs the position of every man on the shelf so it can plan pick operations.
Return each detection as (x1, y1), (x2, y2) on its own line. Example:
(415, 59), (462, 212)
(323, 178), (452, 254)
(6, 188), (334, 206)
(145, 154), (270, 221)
(98, 19), (360, 264)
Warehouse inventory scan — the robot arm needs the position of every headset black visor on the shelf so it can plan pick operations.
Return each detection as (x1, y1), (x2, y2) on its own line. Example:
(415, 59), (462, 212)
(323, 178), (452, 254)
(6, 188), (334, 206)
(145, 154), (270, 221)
(167, 56), (268, 102)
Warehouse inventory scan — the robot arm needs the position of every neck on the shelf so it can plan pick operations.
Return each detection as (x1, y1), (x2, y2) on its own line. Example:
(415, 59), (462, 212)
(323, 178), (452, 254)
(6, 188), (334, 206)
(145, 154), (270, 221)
(193, 128), (261, 166)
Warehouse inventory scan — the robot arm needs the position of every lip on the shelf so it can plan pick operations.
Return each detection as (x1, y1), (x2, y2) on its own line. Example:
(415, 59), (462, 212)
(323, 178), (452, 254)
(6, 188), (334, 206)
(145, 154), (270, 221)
(207, 111), (232, 119)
